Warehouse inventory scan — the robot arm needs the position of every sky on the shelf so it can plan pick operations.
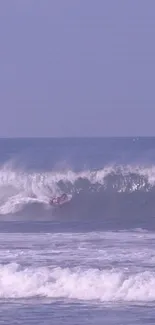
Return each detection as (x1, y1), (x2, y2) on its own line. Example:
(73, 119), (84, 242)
(0, 0), (155, 137)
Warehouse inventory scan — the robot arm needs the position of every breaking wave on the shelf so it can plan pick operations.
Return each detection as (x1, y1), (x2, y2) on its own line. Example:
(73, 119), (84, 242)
(0, 262), (155, 302)
(0, 164), (155, 219)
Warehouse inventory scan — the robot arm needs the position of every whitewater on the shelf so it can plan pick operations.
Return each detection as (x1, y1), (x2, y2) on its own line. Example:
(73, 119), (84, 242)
(0, 137), (155, 324)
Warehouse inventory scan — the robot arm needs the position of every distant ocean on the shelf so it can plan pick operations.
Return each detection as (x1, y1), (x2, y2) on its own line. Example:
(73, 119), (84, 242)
(0, 137), (155, 324)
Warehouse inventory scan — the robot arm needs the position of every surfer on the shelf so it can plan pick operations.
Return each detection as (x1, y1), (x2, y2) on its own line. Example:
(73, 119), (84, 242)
(49, 193), (68, 206)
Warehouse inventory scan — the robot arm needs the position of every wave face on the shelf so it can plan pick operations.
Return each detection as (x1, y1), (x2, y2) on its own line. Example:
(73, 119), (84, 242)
(0, 164), (155, 223)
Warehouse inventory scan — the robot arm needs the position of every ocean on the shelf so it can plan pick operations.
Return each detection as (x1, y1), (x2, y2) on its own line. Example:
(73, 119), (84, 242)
(0, 137), (155, 324)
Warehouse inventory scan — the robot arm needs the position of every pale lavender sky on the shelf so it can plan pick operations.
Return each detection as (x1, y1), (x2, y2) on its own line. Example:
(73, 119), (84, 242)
(0, 1), (155, 137)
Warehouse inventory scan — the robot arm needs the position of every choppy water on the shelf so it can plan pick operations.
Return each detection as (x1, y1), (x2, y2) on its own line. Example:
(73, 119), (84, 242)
(0, 138), (155, 324)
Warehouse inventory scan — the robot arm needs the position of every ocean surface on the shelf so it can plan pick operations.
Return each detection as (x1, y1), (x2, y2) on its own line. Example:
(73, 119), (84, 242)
(0, 137), (155, 324)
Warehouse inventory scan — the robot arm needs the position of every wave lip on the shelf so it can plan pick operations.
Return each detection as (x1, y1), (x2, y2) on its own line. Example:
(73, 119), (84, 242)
(0, 263), (155, 302)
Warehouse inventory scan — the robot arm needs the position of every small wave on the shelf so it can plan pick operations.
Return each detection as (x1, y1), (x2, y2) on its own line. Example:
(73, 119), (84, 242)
(0, 263), (155, 301)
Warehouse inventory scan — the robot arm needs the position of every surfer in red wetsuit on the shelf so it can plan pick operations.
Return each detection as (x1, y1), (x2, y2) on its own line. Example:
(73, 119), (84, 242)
(50, 193), (67, 206)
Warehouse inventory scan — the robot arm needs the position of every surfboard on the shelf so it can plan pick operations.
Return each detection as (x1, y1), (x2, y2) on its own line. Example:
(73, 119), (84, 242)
(59, 196), (71, 206)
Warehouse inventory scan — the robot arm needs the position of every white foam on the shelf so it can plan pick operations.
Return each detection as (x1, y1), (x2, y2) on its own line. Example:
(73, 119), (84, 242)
(0, 263), (155, 301)
(0, 230), (155, 270)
